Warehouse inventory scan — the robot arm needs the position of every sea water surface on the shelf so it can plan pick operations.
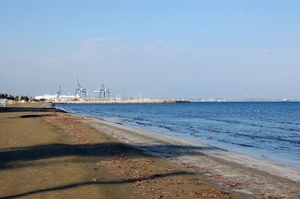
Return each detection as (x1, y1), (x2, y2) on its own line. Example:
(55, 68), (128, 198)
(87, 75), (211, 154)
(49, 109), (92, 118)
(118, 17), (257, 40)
(57, 102), (300, 167)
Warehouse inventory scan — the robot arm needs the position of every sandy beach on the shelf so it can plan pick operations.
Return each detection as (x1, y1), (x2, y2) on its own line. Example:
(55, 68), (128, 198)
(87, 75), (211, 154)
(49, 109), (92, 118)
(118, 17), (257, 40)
(0, 103), (299, 199)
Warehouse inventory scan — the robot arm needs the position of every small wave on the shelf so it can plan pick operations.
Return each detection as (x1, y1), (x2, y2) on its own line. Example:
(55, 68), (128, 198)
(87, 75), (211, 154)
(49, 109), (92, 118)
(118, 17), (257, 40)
(207, 136), (213, 140)
(275, 137), (300, 145)
(206, 129), (221, 133)
(212, 118), (265, 128)
(248, 123), (263, 127)
(288, 128), (300, 132)
(132, 117), (143, 121)
(190, 133), (201, 137)
(211, 118), (241, 124)
(136, 121), (151, 127)
(235, 133), (265, 140)
(236, 143), (255, 148)
(158, 125), (174, 132)
(218, 139), (255, 148)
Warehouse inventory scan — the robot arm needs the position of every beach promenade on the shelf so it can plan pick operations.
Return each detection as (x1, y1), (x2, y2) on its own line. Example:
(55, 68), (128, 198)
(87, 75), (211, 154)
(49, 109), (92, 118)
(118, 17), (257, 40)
(0, 103), (299, 199)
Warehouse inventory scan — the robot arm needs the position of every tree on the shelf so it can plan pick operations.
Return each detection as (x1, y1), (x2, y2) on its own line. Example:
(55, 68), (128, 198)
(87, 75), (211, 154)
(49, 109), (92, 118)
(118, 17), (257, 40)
(14, 96), (19, 101)
(20, 96), (29, 101)
(7, 95), (14, 100)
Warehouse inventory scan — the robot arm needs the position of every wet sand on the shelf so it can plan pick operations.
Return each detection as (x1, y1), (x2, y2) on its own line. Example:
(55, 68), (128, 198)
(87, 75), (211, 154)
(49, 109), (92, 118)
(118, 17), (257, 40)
(0, 103), (299, 198)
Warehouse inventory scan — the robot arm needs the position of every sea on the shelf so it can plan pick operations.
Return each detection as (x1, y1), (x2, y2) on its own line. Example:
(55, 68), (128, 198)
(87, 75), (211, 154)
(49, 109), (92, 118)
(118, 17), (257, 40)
(57, 102), (300, 167)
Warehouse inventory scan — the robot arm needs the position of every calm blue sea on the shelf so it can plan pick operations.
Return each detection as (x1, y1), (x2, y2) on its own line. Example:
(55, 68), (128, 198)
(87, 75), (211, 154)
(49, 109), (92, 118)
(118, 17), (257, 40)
(57, 102), (300, 167)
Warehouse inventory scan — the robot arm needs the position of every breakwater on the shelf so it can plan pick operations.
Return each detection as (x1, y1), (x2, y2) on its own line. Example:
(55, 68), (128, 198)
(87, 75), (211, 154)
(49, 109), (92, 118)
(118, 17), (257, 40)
(54, 98), (190, 104)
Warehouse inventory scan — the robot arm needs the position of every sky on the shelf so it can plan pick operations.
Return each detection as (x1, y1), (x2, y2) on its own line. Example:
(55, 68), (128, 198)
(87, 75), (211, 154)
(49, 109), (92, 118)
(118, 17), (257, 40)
(0, 0), (299, 99)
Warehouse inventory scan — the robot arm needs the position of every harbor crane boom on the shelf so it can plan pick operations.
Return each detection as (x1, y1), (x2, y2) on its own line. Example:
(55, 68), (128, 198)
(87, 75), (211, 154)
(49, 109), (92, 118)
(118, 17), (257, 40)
(75, 77), (87, 97)
(94, 84), (112, 98)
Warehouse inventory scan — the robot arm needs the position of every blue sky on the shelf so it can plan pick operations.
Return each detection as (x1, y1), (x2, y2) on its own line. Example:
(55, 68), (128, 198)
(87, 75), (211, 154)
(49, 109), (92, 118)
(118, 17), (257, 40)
(1, 0), (299, 99)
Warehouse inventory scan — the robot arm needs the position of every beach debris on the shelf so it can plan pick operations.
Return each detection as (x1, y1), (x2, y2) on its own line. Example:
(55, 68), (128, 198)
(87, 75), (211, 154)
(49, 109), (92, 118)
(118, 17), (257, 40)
(44, 112), (252, 199)
(192, 189), (231, 198)
(254, 194), (285, 199)
(182, 162), (250, 188)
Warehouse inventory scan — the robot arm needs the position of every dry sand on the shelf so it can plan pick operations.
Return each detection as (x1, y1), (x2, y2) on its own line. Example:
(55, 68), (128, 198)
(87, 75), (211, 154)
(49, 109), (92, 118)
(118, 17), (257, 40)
(0, 102), (299, 199)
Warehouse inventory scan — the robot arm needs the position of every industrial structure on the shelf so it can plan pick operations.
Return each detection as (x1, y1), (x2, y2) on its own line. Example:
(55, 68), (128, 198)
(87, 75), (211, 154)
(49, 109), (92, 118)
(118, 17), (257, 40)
(75, 77), (87, 97)
(94, 84), (112, 98)
(34, 77), (190, 103)
(56, 86), (61, 96)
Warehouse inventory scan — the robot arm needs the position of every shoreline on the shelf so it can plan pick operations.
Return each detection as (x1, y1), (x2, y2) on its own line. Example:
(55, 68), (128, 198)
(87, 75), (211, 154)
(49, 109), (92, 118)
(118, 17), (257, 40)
(1, 103), (299, 198)
(82, 114), (300, 198)
(96, 116), (300, 169)
(54, 103), (300, 168)
(87, 116), (300, 178)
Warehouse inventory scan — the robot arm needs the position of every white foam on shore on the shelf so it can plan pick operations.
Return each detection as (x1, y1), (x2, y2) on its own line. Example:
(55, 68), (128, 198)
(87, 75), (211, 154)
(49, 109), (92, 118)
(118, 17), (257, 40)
(83, 116), (300, 198)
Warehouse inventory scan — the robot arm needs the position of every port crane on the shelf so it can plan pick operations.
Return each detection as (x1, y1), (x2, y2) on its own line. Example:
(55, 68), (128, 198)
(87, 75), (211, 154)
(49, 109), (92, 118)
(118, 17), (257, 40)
(76, 77), (87, 97)
(56, 85), (61, 96)
(94, 84), (112, 98)
(27, 91), (32, 100)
